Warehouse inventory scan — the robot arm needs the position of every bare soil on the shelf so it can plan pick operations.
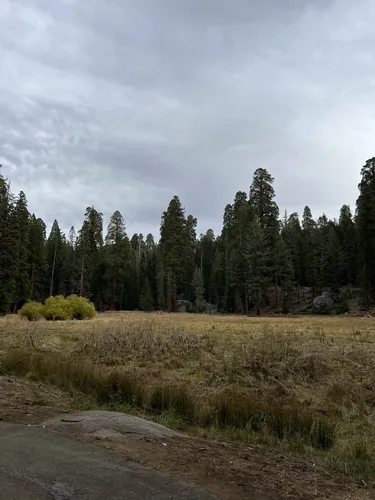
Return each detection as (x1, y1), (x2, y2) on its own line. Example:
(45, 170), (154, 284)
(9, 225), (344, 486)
(0, 376), (372, 500)
(0, 375), (72, 424)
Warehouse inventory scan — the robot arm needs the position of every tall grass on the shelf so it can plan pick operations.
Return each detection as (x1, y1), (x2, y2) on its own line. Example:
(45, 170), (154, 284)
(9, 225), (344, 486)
(1, 311), (375, 481)
(0, 349), (335, 451)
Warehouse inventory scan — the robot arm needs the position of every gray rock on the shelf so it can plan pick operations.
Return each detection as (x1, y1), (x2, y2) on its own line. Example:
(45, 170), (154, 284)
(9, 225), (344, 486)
(313, 291), (333, 310)
(40, 410), (186, 440)
(177, 300), (193, 313)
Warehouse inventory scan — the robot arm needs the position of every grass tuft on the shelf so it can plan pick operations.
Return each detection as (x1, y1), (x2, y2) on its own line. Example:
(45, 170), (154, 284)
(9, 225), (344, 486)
(148, 386), (195, 422)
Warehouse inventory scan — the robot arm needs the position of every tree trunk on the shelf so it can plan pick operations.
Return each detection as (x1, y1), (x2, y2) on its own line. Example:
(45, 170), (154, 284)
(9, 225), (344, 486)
(30, 262), (35, 299)
(79, 257), (84, 297)
(166, 271), (172, 312)
(49, 242), (57, 297)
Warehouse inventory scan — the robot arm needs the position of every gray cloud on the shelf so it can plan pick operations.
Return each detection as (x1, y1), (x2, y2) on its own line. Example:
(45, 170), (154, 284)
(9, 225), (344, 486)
(1, 0), (374, 237)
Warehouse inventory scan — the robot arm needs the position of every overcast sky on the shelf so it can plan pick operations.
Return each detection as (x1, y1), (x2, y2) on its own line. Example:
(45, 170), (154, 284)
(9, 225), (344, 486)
(0, 0), (373, 238)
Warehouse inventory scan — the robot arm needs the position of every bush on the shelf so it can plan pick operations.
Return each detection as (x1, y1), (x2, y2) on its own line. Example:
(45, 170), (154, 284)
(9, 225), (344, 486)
(66, 294), (96, 319)
(43, 295), (73, 321)
(18, 295), (96, 322)
(334, 301), (349, 315)
(312, 306), (331, 315)
(18, 301), (44, 321)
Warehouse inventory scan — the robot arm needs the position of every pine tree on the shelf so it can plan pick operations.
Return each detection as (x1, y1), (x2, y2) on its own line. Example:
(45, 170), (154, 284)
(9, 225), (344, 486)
(76, 207), (103, 300)
(139, 278), (155, 311)
(159, 196), (196, 312)
(28, 215), (47, 301)
(249, 168), (280, 304)
(11, 191), (31, 310)
(274, 236), (295, 313)
(0, 170), (16, 313)
(105, 210), (129, 309)
(221, 203), (234, 311)
(338, 205), (357, 285)
(281, 212), (303, 287)
(245, 220), (270, 315)
(60, 226), (77, 297)
(144, 233), (158, 308)
(192, 267), (205, 312)
(301, 206), (317, 292)
(249, 168), (279, 241)
(356, 158), (375, 308)
(197, 229), (216, 304)
(46, 220), (64, 297)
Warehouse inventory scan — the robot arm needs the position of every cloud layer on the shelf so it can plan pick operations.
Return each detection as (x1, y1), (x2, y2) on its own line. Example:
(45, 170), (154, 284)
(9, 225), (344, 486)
(1, 0), (374, 236)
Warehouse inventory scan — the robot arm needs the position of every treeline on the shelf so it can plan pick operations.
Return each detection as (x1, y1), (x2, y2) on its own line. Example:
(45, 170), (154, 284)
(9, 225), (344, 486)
(1, 158), (375, 314)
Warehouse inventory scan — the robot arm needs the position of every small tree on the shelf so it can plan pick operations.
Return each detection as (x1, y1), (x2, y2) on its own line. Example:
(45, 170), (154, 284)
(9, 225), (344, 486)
(139, 278), (155, 312)
(192, 267), (205, 312)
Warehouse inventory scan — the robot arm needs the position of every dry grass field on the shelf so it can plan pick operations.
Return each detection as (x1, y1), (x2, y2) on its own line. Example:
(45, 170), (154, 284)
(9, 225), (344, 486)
(1, 311), (375, 496)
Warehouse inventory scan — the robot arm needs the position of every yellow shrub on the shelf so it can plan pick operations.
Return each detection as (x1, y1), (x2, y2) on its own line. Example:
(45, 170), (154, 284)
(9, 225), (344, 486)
(66, 294), (96, 320)
(42, 295), (73, 321)
(18, 301), (44, 321)
(18, 295), (95, 321)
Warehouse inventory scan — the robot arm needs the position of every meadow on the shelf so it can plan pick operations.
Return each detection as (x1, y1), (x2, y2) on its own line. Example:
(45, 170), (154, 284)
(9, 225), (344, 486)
(1, 311), (375, 482)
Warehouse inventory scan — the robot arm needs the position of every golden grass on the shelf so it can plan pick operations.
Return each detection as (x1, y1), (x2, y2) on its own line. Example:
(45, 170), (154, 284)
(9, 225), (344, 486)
(2, 311), (375, 479)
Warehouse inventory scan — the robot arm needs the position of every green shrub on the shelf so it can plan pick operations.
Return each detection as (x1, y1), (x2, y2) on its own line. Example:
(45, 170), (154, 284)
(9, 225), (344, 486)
(42, 295), (73, 321)
(66, 294), (96, 319)
(18, 301), (44, 321)
(334, 301), (349, 315)
(312, 307), (331, 315)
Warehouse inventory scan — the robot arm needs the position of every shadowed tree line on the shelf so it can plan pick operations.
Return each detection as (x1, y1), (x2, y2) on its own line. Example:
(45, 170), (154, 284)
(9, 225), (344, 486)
(1, 158), (375, 314)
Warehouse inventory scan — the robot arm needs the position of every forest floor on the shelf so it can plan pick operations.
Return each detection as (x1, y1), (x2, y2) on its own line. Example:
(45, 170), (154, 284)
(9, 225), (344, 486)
(1, 312), (375, 499)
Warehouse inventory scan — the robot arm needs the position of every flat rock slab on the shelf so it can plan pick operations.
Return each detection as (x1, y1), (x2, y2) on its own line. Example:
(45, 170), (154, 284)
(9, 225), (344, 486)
(40, 410), (186, 440)
(0, 422), (218, 500)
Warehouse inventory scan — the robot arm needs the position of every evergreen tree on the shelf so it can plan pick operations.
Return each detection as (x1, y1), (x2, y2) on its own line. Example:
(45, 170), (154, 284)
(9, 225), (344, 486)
(301, 206), (317, 292)
(249, 168), (279, 240)
(281, 212), (303, 287)
(105, 210), (129, 309)
(0, 171), (16, 313)
(274, 236), (295, 312)
(159, 196), (196, 312)
(9, 191), (31, 310)
(245, 221), (270, 315)
(139, 278), (155, 311)
(28, 215), (47, 301)
(338, 205), (357, 285)
(46, 220), (64, 297)
(192, 267), (205, 312)
(249, 168), (280, 302)
(76, 207), (103, 300)
(197, 229), (216, 303)
(356, 158), (375, 307)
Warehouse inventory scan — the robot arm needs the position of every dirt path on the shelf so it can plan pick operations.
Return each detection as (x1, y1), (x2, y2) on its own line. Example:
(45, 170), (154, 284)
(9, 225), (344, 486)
(0, 376), (372, 500)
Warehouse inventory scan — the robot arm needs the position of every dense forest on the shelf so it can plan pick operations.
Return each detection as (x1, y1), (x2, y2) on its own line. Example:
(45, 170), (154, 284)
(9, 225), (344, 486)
(1, 158), (375, 315)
